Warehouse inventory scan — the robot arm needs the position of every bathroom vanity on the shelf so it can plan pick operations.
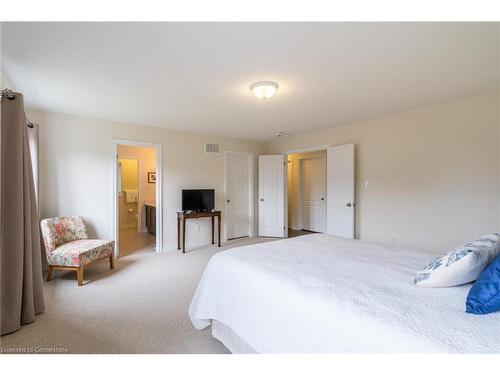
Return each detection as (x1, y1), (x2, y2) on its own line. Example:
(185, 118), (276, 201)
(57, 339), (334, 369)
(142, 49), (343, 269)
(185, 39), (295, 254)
(144, 202), (156, 235)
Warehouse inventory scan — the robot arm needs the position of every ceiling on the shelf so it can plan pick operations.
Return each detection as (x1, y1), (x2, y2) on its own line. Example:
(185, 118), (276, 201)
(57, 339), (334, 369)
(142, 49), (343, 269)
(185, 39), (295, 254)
(2, 22), (499, 140)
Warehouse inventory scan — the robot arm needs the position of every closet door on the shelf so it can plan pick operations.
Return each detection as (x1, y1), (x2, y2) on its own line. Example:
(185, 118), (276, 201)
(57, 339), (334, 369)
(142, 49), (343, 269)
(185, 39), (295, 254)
(301, 156), (326, 232)
(225, 152), (250, 240)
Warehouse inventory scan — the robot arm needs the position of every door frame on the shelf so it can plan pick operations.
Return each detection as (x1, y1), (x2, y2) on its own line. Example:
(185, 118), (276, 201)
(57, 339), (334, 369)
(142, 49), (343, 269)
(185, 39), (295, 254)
(284, 145), (331, 232)
(224, 151), (254, 242)
(284, 145), (333, 155)
(298, 154), (327, 232)
(112, 139), (163, 257)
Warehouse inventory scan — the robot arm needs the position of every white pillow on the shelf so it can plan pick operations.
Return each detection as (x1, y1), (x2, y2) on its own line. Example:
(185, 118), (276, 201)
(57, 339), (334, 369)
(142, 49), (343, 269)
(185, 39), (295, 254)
(414, 233), (500, 287)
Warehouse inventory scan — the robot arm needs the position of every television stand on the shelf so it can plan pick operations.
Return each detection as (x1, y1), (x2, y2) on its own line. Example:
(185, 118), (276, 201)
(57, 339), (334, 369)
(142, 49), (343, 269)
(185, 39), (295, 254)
(177, 210), (221, 253)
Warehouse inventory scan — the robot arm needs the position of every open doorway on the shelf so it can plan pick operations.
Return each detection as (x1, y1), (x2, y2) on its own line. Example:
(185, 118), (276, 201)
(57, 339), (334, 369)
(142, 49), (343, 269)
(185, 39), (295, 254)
(287, 150), (326, 238)
(258, 143), (355, 240)
(113, 140), (162, 257)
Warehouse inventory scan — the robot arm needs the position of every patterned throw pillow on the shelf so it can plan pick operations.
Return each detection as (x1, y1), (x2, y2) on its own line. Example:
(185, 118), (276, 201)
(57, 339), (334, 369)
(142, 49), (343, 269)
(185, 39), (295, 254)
(414, 233), (500, 287)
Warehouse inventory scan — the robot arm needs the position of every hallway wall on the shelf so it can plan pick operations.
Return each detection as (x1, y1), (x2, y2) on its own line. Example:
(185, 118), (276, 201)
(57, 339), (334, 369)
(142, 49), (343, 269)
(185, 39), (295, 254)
(30, 108), (267, 251)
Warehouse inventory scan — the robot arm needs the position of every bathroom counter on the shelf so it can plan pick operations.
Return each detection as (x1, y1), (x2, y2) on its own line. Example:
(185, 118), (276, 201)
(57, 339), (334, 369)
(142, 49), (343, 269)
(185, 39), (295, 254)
(144, 202), (156, 235)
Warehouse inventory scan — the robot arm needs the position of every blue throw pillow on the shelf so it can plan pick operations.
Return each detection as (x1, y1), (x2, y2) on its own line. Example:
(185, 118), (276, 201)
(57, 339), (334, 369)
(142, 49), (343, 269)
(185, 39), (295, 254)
(466, 255), (500, 314)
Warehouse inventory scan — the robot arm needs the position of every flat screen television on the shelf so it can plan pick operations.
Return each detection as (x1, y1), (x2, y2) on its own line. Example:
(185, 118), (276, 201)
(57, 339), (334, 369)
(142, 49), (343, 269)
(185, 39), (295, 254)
(182, 189), (215, 212)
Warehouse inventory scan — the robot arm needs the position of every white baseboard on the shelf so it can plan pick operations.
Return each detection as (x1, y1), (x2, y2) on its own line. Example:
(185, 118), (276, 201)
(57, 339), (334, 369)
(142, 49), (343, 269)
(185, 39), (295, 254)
(162, 244), (180, 252)
(161, 237), (233, 252)
(162, 239), (219, 253)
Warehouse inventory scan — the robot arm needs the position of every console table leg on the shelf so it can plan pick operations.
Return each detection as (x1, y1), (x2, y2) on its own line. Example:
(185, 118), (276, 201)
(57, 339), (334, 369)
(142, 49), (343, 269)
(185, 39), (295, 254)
(218, 215), (221, 247)
(182, 218), (186, 253)
(211, 216), (215, 244)
(177, 217), (181, 250)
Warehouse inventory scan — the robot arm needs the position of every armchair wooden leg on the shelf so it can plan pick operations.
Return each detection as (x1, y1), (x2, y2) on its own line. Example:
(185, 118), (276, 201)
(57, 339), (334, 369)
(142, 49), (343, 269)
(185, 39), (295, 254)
(109, 255), (115, 270)
(46, 266), (53, 282)
(77, 267), (83, 286)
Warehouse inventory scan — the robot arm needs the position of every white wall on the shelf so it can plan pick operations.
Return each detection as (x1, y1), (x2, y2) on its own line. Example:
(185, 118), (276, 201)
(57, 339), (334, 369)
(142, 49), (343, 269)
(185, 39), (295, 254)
(27, 91), (499, 255)
(0, 71), (12, 90)
(498, 92), (500, 230)
(27, 108), (267, 251)
(0, 27), (12, 90)
(269, 92), (500, 253)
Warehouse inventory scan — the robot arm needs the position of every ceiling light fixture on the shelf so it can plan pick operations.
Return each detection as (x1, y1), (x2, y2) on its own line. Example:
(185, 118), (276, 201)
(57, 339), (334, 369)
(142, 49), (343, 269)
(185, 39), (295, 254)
(250, 81), (279, 99)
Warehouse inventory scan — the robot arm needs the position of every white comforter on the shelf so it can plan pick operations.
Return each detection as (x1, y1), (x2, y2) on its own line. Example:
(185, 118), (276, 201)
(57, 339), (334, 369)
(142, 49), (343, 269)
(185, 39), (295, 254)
(189, 234), (500, 353)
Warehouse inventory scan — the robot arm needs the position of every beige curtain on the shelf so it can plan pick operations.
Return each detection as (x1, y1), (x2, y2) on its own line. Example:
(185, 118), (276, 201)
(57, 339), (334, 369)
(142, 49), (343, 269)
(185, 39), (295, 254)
(1, 91), (45, 335)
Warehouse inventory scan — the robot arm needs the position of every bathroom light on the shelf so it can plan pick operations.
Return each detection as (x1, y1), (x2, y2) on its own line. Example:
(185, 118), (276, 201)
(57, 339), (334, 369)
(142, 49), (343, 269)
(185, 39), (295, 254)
(250, 81), (279, 99)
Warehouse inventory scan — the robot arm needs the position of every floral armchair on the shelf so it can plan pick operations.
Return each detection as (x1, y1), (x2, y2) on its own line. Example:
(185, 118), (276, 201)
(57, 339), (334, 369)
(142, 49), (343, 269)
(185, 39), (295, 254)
(40, 216), (114, 286)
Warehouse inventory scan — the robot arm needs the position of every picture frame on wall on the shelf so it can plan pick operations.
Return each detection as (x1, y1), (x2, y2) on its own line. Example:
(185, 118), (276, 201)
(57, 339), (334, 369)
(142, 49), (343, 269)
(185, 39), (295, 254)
(148, 172), (156, 184)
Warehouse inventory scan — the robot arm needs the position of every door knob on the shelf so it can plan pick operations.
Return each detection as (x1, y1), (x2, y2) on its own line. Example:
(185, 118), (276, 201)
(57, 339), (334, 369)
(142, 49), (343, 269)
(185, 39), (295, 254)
(321, 197), (325, 201)
(226, 199), (230, 203)
(346, 202), (353, 207)
(260, 198), (264, 202)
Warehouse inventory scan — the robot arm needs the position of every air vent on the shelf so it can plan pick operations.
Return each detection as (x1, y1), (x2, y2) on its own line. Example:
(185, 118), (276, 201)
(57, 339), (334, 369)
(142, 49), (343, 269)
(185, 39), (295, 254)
(204, 142), (220, 154)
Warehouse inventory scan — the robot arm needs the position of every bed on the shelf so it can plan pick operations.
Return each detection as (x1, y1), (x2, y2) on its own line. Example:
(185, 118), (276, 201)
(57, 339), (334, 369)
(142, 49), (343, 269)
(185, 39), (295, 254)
(189, 234), (500, 353)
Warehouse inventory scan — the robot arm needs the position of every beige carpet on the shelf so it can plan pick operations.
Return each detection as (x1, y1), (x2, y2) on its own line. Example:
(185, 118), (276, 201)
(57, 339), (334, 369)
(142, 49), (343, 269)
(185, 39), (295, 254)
(0, 237), (275, 354)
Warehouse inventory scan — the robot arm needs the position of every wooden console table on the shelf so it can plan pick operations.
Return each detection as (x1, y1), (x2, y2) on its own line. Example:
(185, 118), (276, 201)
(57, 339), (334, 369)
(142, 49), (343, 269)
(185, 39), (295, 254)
(177, 210), (221, 253)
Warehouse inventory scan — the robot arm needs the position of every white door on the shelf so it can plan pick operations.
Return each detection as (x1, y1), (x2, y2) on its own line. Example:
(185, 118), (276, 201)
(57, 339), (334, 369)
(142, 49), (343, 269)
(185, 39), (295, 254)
(226, 153), (250, 239)
(258, 155), (285, 237)
(287, 158), (293, 227)
(327, 144), (355, 238)
(301, 156), (326, 232)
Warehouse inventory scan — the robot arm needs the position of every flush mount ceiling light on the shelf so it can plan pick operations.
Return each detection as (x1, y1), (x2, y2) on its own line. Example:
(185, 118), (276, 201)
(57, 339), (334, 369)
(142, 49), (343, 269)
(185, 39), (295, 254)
(250, 81), (279, 99)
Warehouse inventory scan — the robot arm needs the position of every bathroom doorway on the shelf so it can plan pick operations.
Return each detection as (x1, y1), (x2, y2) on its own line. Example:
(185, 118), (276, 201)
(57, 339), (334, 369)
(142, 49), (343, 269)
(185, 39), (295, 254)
(113, 140), (162, 257)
